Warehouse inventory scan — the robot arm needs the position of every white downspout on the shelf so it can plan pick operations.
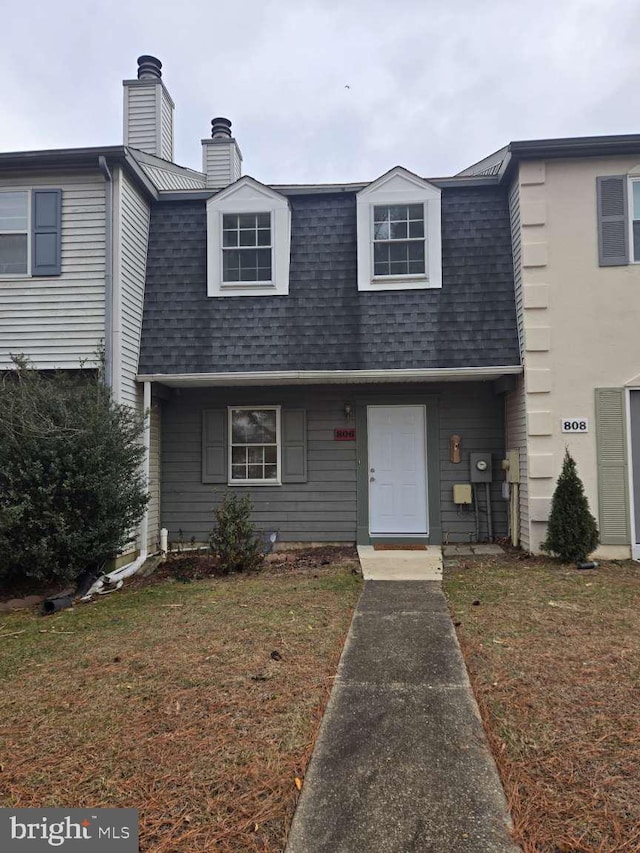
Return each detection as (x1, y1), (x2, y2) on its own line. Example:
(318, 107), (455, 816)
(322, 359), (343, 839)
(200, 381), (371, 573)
(138, 379), (152, 563)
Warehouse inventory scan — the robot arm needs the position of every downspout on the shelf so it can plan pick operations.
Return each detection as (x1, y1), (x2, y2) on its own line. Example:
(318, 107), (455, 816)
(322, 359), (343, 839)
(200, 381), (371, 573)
(98, 156), (113, 388)
(138, 379), (152, 562)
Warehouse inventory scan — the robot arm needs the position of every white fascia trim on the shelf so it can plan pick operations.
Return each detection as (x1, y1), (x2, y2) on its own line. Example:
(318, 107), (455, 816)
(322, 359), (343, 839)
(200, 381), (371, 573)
(137, 365), (523, 387)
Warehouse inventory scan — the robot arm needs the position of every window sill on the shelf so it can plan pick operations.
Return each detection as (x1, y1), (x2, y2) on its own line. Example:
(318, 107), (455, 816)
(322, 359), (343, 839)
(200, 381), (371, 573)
(221, 280), (274, 289)
(372, 274), (428, 283)
(228, 480), (282, 487)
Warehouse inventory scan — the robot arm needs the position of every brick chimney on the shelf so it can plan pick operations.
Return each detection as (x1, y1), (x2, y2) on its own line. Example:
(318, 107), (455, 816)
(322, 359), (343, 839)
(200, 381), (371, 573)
(202, 117), (243, 188)
(123, 55), (175, 161)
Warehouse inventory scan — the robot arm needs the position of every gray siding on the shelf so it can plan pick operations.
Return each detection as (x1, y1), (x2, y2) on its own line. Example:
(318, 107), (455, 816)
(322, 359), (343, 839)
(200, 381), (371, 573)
(118, 170), (150, 407)
(162, 387), (357, 543)
(505, 376), (530, 550)
(439, 383), (508, 543)
(161, 382), (507, 545)
(0, 171), (105, 369)
(148, 402), (162, 551)
(509, 178), (524, 361)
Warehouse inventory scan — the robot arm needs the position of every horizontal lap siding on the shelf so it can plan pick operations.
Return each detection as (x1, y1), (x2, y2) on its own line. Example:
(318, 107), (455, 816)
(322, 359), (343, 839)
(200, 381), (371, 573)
(119, 171), (150, 408)
(439, 383), (508, 542)
(161, 388), (357, 543)
(0, 172), (105, 369)
(125, 87), (158, 155)
(161, 382), (506, 545)
(505, 377), (529, 550)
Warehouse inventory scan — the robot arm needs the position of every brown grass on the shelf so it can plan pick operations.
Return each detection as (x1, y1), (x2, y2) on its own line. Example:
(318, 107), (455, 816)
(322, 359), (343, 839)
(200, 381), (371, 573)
(0, 568), (361, 851)
(445, 553), (640, 853)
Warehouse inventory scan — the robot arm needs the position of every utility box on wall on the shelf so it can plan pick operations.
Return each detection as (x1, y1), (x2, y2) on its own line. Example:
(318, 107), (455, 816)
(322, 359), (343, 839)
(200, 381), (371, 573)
(453, 483), (472, 504)
(470, 452), (493, 483)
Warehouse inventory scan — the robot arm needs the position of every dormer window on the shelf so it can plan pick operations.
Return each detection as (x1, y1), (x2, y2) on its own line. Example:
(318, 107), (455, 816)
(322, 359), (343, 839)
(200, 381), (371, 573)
(207, 176), (290, 297)
(357, 167), (441, 291)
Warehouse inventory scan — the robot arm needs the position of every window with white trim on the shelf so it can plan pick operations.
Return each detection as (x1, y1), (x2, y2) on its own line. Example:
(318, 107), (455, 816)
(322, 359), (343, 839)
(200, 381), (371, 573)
(229, 406), (281, 483)
(373, 204), (425, 277)
(222, 212), (272, 283)
(356, 167), (441, 292)
(0, 191), (29, 275)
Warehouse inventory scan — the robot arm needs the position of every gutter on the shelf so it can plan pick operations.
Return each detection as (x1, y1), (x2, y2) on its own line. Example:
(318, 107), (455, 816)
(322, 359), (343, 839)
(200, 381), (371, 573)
(136, 365), (523, 387)
(98, 156), (113, 388)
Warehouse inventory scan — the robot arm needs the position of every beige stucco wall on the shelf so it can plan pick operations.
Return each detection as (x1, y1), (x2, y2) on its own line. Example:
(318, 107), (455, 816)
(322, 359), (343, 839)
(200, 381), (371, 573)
(516, 156), (640, 555)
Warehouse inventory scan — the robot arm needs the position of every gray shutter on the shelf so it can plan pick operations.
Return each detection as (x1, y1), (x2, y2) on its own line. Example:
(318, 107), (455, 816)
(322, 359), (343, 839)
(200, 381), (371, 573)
(282, 409), (307, 483)
(31, 189), (62, 276)
(595, 388), (630, 544)
(596, 176), (628, 266)
(202, 409), (227, 483)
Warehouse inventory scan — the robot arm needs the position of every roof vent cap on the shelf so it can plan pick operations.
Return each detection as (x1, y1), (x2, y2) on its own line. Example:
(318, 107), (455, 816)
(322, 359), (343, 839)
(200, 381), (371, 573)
(211, 117), (232, 139)
(137, 55), (162, 80)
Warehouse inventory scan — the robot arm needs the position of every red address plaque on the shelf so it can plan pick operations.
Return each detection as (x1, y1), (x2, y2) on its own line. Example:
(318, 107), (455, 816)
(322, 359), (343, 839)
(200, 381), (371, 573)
(334, 428), (356, 441)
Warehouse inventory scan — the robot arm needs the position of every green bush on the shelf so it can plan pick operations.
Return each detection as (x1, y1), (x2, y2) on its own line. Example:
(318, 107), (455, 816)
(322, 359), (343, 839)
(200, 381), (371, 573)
(541, 449), (599, 563)
(0, 357), (148, 587)
(209, 494), (264, 573)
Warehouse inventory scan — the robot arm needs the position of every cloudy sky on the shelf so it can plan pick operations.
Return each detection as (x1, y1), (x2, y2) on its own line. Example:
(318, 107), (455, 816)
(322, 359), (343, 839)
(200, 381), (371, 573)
(2, 0), (639, 183)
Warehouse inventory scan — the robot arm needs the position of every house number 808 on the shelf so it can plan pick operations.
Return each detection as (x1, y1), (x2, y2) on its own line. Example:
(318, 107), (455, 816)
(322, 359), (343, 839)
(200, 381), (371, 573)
(561, 419), (588, 433)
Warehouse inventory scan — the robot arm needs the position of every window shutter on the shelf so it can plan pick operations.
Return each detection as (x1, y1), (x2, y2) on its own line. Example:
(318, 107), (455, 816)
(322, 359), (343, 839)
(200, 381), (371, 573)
(596, 176), (628, 266)
(282, 409), (307, 483)
(31, 189), (62, 276)
(595, 388), (630, 544)
(202, 409), (227, 483)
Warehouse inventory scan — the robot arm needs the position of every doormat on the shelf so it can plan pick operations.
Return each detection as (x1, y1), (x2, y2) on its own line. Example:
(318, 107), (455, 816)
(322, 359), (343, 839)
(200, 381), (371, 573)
(373, 544), (427, 551)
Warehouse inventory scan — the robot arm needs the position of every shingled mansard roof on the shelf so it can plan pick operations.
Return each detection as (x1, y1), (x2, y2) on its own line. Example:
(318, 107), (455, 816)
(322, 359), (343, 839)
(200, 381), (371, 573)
(138, 183), (520, 375)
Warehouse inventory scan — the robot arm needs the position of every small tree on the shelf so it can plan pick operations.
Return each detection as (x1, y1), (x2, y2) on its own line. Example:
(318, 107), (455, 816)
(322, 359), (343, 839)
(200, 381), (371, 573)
(541, 449), (599, 563)
(209, 494), (264, 573)
(0, 357), (148, 587)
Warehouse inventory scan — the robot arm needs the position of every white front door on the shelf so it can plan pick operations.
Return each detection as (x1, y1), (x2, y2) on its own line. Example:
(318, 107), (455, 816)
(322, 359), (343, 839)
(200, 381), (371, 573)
(367, 405), (428, 535)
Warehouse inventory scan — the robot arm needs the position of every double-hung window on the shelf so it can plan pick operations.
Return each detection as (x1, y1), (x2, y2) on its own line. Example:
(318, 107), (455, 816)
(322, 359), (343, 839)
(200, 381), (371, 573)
(229, 406), (280, 484)
(222, 213), (272, 283)
(373, 204), (425, 277)
(0, 191), (29, 275)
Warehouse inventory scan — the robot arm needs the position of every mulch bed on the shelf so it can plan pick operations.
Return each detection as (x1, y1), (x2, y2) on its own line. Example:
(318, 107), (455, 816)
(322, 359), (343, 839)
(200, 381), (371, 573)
(138, 546), (360, 585)
(445, 553), (640, 853)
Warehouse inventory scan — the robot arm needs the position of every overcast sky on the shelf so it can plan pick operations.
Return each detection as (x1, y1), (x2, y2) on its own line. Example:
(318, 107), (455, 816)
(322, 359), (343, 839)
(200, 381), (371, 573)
(2, 0), (639, 183)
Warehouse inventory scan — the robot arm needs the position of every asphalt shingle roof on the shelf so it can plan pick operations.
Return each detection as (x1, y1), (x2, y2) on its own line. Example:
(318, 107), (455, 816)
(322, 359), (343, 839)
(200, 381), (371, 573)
(138, 186), (519, 374)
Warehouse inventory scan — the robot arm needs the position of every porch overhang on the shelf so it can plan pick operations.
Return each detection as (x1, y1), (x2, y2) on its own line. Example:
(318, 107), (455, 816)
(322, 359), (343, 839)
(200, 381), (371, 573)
(136, 365), (522, 388)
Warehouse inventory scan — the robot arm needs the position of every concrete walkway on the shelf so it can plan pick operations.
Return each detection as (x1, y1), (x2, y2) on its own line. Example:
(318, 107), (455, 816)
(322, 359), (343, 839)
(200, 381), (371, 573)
(286, 581), (519, 853)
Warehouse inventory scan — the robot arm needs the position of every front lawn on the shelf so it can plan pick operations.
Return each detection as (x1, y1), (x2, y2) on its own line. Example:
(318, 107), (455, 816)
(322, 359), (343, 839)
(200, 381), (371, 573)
(0, 568), (361, 852)
(445, 554), (640, 853)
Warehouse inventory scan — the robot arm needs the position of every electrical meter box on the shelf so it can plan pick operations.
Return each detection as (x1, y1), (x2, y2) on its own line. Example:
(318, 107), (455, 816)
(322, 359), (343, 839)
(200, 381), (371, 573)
(470, 452), (493, 483)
